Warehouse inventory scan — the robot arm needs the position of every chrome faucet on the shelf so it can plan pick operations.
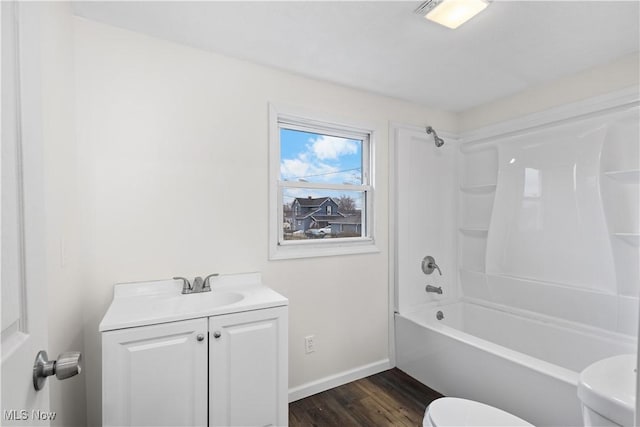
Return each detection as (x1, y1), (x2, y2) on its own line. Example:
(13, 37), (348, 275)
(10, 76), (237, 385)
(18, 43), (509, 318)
(174, 274), (219, 294)
(426, 285), (443, 294)
(192, 276), (205, 293)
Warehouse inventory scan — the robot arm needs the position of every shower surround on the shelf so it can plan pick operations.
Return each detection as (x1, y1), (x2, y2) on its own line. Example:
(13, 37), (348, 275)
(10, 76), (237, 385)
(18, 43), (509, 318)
(393, 90), (640, 427)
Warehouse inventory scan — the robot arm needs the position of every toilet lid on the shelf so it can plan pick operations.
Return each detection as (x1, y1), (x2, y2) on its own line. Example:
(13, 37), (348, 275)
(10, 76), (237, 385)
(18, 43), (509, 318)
(425, 397), (534, 427)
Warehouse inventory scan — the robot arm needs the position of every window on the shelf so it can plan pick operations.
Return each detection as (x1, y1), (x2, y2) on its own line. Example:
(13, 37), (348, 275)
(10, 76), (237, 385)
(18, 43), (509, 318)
(269, 105), (377, 259)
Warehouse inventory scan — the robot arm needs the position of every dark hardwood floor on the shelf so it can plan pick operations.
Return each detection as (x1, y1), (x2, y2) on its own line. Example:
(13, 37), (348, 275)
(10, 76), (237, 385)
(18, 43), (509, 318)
(289, 368), (443, 427)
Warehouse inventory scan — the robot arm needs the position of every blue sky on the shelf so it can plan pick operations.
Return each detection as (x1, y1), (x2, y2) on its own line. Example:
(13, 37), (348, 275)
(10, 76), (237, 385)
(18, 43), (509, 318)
(280, 128), (362, 185)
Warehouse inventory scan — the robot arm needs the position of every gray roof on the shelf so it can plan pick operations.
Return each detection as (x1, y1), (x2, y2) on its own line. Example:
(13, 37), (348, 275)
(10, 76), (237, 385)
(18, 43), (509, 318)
(310, 214), (346, 222)
(297, 209), (346, 220)
(329, 213), (361, 225)
(294, 197), (331, 207)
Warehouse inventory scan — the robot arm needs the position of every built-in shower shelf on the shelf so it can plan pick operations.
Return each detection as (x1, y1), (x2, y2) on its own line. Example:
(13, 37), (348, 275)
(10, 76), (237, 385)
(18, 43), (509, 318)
(459, 228), (489, 236)
(613, 233), (640, 246)
(604, 169), (640, 183)
(460, 184), (497, 194)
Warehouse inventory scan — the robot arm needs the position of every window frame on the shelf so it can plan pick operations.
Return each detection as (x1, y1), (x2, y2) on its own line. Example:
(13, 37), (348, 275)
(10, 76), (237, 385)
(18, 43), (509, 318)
(268, 104), (378, 260)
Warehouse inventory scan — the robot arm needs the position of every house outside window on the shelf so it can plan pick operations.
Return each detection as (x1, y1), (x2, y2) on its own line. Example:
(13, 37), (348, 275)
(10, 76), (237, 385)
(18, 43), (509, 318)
(269, 105), (377, 259)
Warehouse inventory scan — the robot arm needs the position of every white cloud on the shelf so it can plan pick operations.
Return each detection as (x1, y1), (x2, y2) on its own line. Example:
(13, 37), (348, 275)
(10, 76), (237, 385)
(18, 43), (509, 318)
(280, 134), (360, 183)
(280, 156), (339, 182)
(309, 136), (358, 160)
(280, 158), (309, 179)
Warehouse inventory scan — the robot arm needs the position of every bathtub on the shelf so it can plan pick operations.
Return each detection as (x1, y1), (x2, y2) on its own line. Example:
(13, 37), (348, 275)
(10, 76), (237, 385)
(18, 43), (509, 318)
(395, 301), (636, 427)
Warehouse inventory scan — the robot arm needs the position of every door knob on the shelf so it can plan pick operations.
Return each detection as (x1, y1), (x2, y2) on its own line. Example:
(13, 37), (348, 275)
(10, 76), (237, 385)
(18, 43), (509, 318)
(33, 350), (82, 391)
(213, 331), (221, 339)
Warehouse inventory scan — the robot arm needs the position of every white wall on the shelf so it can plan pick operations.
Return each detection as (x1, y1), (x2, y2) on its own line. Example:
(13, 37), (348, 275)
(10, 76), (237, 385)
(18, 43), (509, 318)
(30, 3), (87, 426)
(72, 17), (456, 426)
(459, 52), (640, 132)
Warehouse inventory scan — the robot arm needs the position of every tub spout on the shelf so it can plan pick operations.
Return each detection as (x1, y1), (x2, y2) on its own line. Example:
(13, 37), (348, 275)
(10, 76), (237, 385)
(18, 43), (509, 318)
(426, 285), (443, 294)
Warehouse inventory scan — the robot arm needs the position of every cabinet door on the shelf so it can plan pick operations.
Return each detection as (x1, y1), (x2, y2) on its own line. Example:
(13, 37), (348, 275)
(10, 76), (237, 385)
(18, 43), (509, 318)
(209, 306), (288, 427)
(102, 318), (208, 427)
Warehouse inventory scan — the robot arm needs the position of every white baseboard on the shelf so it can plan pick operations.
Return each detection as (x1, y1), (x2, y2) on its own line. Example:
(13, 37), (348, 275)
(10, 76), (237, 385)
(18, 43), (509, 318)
(288, 359), (392, 403)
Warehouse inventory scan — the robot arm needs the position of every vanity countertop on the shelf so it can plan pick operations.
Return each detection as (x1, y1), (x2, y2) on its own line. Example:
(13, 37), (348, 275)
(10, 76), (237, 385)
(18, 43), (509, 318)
(100, 273), (288, 332)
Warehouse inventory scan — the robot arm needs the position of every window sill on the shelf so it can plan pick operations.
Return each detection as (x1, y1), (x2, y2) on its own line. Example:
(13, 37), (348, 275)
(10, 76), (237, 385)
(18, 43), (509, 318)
(269, 239), (380, 260)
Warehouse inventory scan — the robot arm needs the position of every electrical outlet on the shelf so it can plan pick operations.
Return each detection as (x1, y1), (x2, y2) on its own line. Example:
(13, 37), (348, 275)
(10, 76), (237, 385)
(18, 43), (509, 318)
(304, 335), (315, 354)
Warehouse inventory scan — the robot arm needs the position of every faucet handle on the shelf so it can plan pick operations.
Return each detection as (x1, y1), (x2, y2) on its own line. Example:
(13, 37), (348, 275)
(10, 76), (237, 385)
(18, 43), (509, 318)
(421, 256), (442, 276)
(173, 277), (192, 294)
(430, 262), (442, 276)
(203, 273), (219, 292)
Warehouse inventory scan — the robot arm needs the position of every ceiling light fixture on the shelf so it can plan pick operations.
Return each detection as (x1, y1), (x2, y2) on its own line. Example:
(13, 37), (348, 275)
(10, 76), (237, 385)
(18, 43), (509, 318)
(415, 0), (489, 29)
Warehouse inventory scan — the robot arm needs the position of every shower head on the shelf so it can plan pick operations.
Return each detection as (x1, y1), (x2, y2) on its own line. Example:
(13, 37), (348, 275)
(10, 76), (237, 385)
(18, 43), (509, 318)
(426, 126), (445, 147)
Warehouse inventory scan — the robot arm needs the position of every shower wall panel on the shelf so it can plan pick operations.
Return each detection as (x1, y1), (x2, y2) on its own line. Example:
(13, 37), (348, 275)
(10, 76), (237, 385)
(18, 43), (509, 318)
(394, 127), (458, 314)
(458, 104), (640, 336)
(486, 119), (615, 291)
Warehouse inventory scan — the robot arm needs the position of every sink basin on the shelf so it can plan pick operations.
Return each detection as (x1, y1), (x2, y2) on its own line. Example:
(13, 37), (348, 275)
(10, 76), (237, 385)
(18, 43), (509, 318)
(186, 291), (244, 310)
(99, 273), (288, 332)
(144, 291), (245, 318)
(578, 354), (636, 427)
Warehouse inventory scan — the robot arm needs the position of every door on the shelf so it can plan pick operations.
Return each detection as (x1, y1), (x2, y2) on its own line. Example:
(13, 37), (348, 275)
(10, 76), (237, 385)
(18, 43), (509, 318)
(102, 318), (208, 427)
(209, 306), (288, 427)
(1, 2), (52, 424)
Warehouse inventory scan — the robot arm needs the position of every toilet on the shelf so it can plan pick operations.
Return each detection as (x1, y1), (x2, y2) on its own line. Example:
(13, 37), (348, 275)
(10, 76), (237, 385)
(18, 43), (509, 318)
(577, 354), (636, 427)
(423, 354), (637, 427)
(423, 397), (534, 427)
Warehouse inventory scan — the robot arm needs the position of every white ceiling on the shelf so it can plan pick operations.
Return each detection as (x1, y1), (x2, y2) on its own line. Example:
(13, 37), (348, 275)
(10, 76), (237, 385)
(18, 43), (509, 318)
(72, 1), (640, 112)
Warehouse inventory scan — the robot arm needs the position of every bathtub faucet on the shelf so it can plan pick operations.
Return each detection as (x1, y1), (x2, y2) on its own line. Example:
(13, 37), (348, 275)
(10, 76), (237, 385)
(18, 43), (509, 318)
(426, 285), (443, 294)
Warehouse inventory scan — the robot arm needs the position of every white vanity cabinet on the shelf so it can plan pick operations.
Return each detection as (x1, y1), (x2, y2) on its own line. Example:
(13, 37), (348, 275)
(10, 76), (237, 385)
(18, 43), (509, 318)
(209, 306), (288, 427)
(102, 318), (209, 427)
(100, 273), (289, 427)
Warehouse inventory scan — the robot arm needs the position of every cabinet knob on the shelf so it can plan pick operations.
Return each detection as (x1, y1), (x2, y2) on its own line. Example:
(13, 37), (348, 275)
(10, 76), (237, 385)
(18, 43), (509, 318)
(213, 331), (221, 339)
(196, 334), (205, 342)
